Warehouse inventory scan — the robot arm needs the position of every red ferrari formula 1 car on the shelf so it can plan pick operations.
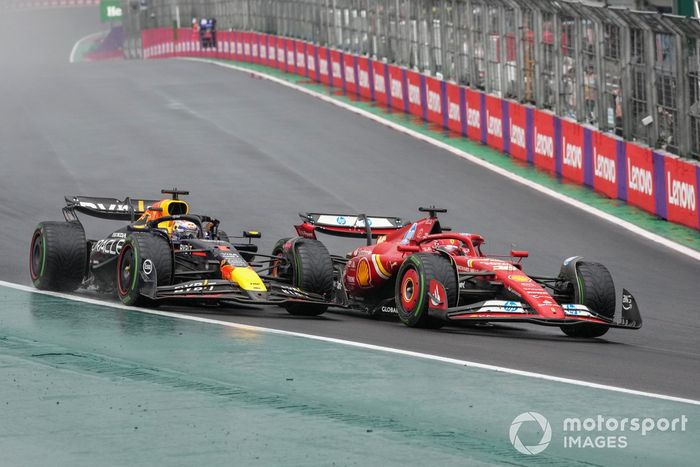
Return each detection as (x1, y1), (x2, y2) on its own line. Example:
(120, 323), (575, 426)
(271, 207), (642, 338)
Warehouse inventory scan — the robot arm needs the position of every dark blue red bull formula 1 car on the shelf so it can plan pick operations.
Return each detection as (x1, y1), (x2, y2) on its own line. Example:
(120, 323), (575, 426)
(271, 207), (642, 338)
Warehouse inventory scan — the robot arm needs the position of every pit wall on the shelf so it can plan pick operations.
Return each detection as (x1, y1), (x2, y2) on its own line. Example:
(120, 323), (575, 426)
(141, 28), (700, 231)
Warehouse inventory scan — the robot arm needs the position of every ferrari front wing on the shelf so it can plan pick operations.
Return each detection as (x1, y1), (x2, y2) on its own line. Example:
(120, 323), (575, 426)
(427, 289), (642, 330)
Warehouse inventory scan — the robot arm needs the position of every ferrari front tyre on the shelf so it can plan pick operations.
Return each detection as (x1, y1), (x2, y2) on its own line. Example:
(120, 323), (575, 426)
(116, 232), (173, 306)
(560, 261), (615, 338)
(395, 253), (457, 329)
(30, 222), (87, 292)
(284, 239), (333, 316)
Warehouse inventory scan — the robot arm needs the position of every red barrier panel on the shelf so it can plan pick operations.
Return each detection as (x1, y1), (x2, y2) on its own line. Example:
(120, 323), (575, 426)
(388, 65), (405, 111)
(406, 70), (422, 118)
(295, 40), (307, 76)
(216, 31), (227, 59)
(625, 143), (655, 214)
(372, 61), (388, 106)
(318, 47), (330, 85)
(306, 43), (316, 79)
(560, 119), (585, 184)
(357, 57), (371, 99)
(275, 37), (286, 70)
(466, 89), (482, 142)
(485, 95), (505, 152)
(425, 76), (442, 126)
(256, 33), (265, 62)
(591, 130), (619, 198)
(343, 53), (356, 94)
(330, 50), (343, 88)
(261, 34), (277, 68)
(445, 82), (463, 134)
(286, 39), (296, 74)
(665, 157), (699, 229)
(249, 32), (265, 63)
(243, 32), (258, 63)
(236, 32), (250, 62)
(533, 110), (556, 173)
(508, 103), (528, 161)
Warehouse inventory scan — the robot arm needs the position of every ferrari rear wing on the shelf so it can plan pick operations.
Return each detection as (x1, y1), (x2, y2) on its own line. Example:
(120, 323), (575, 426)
(64, 196), (160, 221)
(295, 212), (407, 242)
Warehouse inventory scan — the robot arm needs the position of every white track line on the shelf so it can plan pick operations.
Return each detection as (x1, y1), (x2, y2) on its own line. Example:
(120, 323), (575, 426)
(3, 280), (699, 406)
(179, 57), (700, 263)
(69, 31), (104, 63)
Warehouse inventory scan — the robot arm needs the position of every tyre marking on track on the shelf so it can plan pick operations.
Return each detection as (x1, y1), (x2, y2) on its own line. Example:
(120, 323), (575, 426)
(2, 279), (699, 406)
(178, 57), (700, 263)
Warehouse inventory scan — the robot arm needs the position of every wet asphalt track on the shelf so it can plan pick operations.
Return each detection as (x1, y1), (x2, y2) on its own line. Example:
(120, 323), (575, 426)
(1, 7), (699, 400)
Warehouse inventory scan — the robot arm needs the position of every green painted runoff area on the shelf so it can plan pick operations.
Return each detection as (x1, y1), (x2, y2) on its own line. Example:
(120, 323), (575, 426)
(0, 286), (698, 466)
(207, 58), (700, 252)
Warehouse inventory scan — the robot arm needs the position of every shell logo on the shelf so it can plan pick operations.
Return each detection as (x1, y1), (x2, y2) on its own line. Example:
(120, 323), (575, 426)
(509, 274), (530, 283)
(357, 257), (372, 287)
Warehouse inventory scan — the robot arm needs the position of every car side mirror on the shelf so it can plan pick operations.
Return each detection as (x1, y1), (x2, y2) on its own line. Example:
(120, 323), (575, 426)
(243, 230), (262, 239)
(511, 249), (529, 258)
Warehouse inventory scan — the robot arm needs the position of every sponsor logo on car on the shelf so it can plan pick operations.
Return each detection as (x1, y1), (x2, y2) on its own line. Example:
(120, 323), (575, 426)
(400, 223), (417, 244)
(562, 304), (593, 317)
(79, 201), (129, 212)
(92, 238), (125, 256)
(508, 274), (531, 283)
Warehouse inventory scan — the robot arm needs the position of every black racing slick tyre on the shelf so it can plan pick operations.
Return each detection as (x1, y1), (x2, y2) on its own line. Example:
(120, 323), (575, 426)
(561, 261), (616, 338)
(282, 239), (334, 316)
(116, 232), (173, 306)
(395, 253), (457, 329)
(30, 222), (87, 292)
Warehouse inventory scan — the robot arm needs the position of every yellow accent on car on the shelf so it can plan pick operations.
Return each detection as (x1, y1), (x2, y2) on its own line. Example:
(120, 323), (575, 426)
(372, 254), (392, 279)
(229, 267), (268, 292)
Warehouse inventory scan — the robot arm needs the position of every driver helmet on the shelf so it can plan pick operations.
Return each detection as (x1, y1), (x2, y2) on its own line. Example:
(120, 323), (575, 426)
(172, 220), (198, 241)
(432, 239), (465, 255)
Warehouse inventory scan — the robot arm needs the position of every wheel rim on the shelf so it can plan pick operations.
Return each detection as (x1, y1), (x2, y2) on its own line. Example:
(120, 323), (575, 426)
(117, 245), (134, 296)
(400, 269), (420, 312)
(270, 252), (284, 278)
(29, 230), (43, 281)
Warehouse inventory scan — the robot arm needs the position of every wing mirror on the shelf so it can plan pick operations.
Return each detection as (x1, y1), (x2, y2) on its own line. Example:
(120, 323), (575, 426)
(510, 249), (529, 258)
(243, 230), (262, 239)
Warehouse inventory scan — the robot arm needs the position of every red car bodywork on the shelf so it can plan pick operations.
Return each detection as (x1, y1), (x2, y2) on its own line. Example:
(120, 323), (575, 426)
(288, 210), (642, 331)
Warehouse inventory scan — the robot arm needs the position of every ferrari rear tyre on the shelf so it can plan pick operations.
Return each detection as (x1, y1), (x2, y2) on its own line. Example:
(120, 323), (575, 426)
(116, 232), (173, 306)
(395, 253), (457, 329)
(30, 222), (87, 292)
(283, 239), (333, 316)
(561, 261), (615, 338)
